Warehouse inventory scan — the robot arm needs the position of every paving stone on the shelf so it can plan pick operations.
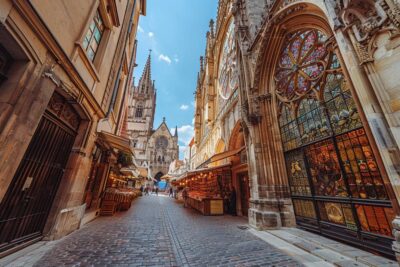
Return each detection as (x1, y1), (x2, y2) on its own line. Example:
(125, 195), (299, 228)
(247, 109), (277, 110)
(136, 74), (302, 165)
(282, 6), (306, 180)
(28, 196), (301, 267)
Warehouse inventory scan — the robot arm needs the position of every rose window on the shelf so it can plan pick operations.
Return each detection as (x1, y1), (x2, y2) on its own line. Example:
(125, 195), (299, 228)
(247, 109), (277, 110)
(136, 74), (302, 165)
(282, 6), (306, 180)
(275, 30), (328, 102)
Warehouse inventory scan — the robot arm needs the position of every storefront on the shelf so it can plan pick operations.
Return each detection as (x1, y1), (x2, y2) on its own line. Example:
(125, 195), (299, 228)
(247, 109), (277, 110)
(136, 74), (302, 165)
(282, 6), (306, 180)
(83, 131), (140, 218)
(176, 164), (232, 216)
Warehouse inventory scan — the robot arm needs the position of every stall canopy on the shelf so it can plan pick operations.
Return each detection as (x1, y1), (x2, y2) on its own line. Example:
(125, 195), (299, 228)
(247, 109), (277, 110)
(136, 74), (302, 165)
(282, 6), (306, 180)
(175, 163), (232, 182)
(97, 131), (134, 155)
(120, 167), (139, 177)
(197, 147), (245, 169)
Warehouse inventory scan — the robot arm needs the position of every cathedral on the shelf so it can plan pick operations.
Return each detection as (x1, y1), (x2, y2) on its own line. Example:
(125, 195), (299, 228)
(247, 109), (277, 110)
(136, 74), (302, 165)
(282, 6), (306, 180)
(190, 0), (400, 260)
(127, 53), (179, 181)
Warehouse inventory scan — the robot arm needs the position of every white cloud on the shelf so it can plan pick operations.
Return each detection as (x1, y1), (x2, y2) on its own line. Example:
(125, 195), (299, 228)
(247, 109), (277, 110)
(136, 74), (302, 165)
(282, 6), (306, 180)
(148, 32), (154, 38)
(177, 125), (194, 146)
(138, 25), (144, 33)
(192, 118), (195, 125)
(180, 104), (189, 110)
(158, 54), (172, 64)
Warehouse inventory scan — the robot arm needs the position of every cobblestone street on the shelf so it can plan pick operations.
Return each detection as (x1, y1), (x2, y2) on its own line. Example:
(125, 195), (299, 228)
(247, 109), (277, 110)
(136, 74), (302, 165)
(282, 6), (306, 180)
(32, 196), (300, 267)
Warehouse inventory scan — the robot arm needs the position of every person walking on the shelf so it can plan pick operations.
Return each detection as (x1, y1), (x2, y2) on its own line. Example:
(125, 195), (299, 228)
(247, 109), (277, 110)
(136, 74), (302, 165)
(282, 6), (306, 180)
(182, 187), (189, 208)
(229, 186), (237, 216)
(155, 187), (159, 196)
(169, 187), (173, 197)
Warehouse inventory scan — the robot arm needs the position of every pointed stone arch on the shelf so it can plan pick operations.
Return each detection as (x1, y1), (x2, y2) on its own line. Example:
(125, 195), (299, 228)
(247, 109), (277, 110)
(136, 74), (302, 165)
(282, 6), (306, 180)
(247, 1), (399, 257)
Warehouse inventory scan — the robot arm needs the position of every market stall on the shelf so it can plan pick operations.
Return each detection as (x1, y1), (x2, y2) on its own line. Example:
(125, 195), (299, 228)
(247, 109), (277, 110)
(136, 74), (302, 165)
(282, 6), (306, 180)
(176, 164), (232, 215)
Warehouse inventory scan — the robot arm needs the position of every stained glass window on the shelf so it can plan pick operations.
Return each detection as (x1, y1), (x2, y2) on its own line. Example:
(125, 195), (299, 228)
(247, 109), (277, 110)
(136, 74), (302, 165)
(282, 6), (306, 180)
(356, 204), (395, 237)
(285, 150), (311, 196)
(275, 28), (394, 241)
(336, 129), (388, 200)
(323, 73), (362, 134)
(297, 95), (330, 145)
(83, 10), (104, 62)
(318, 202), (357, 230)
(279, 105), (300, 151)
(218, 20), (238, 100)
(292, 199), (316, 219)
(305, 140), (347, 197)
(275, 30), (326, 102)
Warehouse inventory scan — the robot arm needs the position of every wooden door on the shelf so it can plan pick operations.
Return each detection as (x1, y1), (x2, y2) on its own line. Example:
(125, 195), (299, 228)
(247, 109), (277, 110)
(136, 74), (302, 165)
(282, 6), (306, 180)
(238, 172), (250, 217)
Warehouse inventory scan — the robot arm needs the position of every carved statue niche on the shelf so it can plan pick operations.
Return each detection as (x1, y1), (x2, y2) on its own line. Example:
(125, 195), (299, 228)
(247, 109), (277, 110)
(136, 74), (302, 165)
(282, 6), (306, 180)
(339, 0), (388, 43)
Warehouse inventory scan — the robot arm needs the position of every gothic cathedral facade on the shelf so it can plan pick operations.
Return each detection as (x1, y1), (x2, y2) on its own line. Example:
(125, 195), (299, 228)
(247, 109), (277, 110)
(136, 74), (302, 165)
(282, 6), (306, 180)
(192, 0), (400, 260)
(127, 54), (179, 180)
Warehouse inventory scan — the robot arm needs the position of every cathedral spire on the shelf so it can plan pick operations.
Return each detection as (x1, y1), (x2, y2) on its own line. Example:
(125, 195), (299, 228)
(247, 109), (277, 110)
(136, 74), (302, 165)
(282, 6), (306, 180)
(174, 126), (178, 137)
(137, 50), (153, 94)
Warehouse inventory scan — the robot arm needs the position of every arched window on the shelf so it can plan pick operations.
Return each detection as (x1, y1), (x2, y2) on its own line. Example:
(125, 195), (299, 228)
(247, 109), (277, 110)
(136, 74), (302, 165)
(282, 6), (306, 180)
(275, 29), (394, 239)
(135, 104), (143, 118)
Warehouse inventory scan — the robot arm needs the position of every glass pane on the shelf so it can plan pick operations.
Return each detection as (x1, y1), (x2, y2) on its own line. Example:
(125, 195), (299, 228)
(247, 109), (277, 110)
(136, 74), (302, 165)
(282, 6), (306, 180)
(279, 105), (301, 151)
(275, 29), (327, 101)
(87, 48), (95, 61)
(293, 199), (316, 219)
(324, 72), (362, 135)
(305, 139), (347, 197)
(318, 202), (356, 229)
(356, 204), (394, 237)
(82, 38), (89, 50)
(297, 96), (330, 145)
(285, 150), (311, 196)
(89, 21), (95, 32)
(94, 28), (102, 43)
(336, 129), (388, 200)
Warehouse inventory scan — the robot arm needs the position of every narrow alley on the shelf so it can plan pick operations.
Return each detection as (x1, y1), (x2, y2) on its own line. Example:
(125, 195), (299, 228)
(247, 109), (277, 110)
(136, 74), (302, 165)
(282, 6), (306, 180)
(30, 196), (299, 267)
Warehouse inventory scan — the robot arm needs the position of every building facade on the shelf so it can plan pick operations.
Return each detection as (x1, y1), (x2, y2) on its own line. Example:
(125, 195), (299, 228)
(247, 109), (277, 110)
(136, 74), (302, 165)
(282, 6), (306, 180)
(0, 0), (145, 255)
(127, 55), (179, 181)
(193, 0), (400, 260)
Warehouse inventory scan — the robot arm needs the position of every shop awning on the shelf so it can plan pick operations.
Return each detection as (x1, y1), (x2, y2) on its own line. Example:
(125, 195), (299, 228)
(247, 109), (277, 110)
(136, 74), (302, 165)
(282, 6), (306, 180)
(97, 131), (133, 155)
(198, 147), (245, 168)
(120, 167), (139, 177)
(137, 167), (148, 178)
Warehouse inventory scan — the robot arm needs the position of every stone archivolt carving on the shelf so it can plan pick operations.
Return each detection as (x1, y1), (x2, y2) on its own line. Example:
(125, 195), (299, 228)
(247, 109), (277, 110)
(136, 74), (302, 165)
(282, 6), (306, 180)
(333, 0), (400, 64)
(47, 91), (81, 130)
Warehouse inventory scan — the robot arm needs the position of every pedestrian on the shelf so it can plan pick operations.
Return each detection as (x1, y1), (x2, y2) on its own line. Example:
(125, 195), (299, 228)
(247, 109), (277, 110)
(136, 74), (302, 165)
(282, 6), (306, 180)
(182, 187), (189, 208)
(155, 187), (159, 196)
(229, 186), (237, 216)
(169, 187), (173, 197)
(145, 186), (149, 196)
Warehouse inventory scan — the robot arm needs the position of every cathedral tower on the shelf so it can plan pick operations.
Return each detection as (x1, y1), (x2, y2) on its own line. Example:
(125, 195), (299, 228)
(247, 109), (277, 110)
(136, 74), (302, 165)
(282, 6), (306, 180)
(127, 52), (156, 167)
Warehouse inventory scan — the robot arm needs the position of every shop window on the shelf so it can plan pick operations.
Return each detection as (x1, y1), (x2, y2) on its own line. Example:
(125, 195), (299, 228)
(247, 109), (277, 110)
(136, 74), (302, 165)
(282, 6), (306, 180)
(83, 10), (105, 62)
(305, 140), (347, 197)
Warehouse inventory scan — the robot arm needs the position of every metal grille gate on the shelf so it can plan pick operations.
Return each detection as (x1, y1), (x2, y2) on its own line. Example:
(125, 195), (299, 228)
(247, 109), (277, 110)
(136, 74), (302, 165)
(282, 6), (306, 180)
(0, 112), (76, 252)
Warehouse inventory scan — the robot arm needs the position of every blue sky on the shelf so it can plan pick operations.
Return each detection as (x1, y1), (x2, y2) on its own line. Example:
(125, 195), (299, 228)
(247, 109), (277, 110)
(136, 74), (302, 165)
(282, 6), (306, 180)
(133, 0), (218, 158)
